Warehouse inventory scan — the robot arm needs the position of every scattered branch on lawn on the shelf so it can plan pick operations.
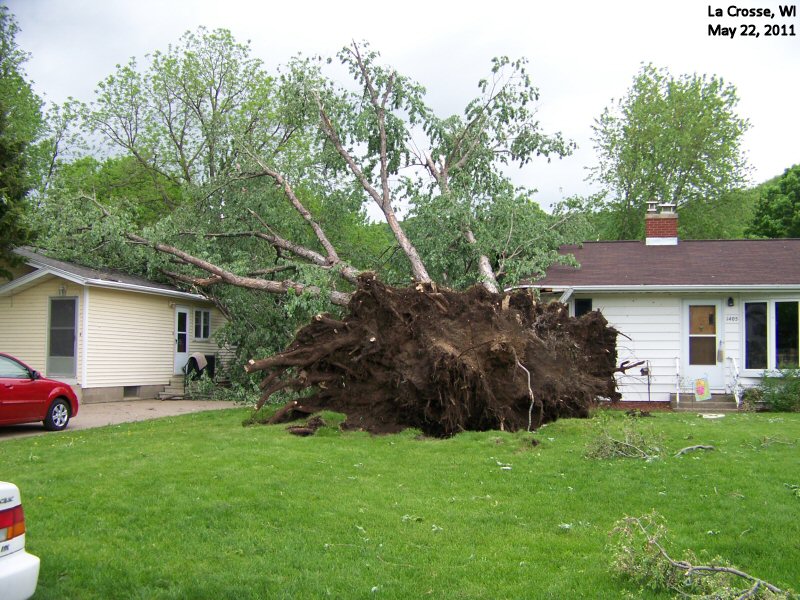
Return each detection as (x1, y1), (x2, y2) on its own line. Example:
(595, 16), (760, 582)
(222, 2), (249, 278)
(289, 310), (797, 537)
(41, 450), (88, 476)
(585, 413), (662, 461)
(611, 513), (788, 599)
(744, 436), (796, 451)
(674, 445), (715, 457)
(246, 266), (297, 277)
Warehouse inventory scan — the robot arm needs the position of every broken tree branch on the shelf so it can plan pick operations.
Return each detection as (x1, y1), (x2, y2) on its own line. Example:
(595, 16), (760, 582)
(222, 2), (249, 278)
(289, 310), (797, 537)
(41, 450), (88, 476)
(314, 78), (432, 284)
(623, 515), (785, 597)
(179, 227), (360, 285)
(239, 145), (343, 265)
(126, 233), (352, 306)
(674, 444), (715, 457)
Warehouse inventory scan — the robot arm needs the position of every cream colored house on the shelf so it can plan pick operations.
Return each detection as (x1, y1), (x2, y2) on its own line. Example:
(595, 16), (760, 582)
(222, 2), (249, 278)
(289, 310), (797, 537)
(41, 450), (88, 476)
(0, 248), (231, 402)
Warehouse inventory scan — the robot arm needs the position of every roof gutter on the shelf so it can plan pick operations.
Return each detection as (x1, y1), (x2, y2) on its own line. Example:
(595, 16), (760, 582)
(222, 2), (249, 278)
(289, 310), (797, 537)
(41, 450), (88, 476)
(508, 284), (800, 294)
(84, 279), (207, 300)
(0, 265), (205, 301)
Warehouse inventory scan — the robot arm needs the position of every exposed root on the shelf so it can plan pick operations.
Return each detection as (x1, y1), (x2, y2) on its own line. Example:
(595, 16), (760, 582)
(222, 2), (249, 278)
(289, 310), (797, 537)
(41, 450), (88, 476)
(247, 273), (620, 436)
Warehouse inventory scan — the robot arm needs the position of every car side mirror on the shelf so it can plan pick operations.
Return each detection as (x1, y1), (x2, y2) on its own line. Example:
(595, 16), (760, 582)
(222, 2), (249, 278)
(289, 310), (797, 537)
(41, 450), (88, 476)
(30, 370), (41, 380)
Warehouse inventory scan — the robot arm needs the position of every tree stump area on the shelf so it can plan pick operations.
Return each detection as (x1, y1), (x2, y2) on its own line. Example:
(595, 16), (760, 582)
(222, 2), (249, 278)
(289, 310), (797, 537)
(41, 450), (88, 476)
(246, 273), (620, 437)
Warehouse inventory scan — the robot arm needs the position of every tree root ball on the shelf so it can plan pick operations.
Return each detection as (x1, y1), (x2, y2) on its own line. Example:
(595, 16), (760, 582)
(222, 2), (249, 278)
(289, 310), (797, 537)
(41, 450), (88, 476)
(246, 273), (620, 437)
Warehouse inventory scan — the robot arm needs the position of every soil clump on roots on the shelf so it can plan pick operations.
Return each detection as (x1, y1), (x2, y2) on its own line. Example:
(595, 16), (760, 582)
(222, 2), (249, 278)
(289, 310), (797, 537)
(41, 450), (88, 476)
(246, 274), (620, 437)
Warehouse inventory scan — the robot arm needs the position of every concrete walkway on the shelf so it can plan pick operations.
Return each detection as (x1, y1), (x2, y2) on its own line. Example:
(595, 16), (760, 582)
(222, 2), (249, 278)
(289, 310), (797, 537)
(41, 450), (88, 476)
(0, 400), (240, 441)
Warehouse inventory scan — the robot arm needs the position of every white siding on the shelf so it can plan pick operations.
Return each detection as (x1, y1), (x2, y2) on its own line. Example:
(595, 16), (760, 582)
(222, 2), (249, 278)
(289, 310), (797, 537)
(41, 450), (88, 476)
(579, 292), (800, 401)
(589, 295), (682, 402)
(722, 295), (743, 390)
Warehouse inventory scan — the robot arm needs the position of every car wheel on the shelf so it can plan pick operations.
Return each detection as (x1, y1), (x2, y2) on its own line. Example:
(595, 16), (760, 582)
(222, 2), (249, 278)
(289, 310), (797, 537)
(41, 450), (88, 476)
(44, 398), (71, 431)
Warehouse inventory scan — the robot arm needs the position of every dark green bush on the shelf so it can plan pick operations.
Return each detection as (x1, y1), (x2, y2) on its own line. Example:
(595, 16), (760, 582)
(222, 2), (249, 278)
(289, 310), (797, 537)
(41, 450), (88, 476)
(757, 369), (800, 412)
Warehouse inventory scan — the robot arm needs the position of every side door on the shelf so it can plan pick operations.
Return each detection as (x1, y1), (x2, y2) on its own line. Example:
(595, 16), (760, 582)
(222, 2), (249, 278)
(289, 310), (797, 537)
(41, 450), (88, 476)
(0, 355), (40, 423)
(174, 307), (190, 375)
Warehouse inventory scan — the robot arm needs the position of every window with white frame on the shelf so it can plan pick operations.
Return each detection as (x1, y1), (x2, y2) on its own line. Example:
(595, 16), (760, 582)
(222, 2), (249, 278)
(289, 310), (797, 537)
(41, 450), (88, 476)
(744, 300), (799, 370)
(194, 309), (211, 340)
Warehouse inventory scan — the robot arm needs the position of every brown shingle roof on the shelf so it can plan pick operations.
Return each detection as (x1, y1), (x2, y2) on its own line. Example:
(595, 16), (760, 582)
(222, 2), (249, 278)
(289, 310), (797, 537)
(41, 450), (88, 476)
(4, 247), (205, 300)
(528, 239), (800, 289)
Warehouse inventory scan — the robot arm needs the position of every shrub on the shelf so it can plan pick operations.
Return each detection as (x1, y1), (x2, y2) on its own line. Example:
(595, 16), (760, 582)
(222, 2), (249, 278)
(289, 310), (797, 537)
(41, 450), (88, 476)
(757, 369), (800, 412)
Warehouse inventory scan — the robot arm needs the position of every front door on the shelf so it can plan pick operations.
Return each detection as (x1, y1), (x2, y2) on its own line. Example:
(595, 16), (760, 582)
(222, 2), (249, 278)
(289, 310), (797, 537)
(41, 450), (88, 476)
(47, 297), (77, 377)
(683, 301), (725, 389)
(174, 307), (190, 375)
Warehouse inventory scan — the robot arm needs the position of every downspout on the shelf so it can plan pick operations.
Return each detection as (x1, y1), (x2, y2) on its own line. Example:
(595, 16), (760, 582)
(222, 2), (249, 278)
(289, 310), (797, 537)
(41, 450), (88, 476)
(81, 286), (89, 392)
(558, 288), (574, 305)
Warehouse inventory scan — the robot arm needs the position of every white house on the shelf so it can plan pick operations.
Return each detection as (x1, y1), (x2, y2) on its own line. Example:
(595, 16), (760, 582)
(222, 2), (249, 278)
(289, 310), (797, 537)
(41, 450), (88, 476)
(0, 248), (231, 402)
(519, 204), (800, 406)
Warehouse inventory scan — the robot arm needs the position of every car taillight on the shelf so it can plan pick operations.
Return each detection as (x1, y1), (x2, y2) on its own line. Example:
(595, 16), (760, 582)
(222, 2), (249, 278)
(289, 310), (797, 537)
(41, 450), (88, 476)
(0, 505), (26, 541)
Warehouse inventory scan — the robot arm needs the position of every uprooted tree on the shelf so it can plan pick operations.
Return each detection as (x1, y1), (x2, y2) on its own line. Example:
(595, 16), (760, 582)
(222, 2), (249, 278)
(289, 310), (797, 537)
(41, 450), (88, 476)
(34, 32), (620, 435)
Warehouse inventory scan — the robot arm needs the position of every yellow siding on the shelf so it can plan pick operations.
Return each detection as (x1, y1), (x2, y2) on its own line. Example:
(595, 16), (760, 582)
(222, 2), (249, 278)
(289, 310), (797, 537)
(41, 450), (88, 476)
(86, 288), (175, 387)
(1, 277), (232, 388)
(188, 306), (235, 372)
(0, 277), (84, 381)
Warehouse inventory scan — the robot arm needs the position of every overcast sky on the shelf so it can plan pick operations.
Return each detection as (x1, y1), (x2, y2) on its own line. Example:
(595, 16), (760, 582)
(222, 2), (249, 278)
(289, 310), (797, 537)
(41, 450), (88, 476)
(6, 0), (800, 209)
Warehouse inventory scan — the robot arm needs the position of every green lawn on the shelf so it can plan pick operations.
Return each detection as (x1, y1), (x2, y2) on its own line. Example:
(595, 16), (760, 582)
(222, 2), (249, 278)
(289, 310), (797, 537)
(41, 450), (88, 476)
(2, 409), (798, 599)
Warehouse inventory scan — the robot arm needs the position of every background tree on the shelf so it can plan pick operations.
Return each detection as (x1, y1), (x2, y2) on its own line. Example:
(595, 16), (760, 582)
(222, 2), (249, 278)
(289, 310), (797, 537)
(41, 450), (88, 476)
(0, 6), (42, 276)
(746, 165), (800, 238)
(589, 64), (750, 240)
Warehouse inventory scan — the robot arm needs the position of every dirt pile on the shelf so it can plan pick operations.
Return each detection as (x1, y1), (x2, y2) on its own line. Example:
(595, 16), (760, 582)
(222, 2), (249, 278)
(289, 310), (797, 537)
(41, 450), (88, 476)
(246, 273), (620, 436)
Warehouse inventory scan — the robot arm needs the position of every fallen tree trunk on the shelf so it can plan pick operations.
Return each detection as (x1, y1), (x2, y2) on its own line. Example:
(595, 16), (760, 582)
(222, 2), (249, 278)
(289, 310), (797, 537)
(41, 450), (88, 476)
(246, 273), (620, 437)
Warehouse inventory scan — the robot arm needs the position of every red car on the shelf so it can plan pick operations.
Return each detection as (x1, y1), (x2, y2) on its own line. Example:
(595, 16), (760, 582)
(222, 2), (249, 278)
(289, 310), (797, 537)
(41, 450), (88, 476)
(0, 353), (79, 431)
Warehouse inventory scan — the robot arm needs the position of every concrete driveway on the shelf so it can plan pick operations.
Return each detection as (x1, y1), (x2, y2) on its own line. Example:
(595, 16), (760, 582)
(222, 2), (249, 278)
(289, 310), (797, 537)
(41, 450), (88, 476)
(0, 400), (240, 441)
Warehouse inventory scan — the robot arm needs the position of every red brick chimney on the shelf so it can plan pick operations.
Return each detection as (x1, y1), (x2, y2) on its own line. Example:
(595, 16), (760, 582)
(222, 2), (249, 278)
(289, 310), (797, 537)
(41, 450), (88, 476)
(645, 202), (678, 245)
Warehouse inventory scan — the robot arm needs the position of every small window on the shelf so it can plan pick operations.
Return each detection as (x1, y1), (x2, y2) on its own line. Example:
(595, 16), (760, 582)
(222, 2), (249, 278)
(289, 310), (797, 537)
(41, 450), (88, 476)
(194, 310), (211, 340)
(574, 298), (592, 317)
(123, 386), (140, 398)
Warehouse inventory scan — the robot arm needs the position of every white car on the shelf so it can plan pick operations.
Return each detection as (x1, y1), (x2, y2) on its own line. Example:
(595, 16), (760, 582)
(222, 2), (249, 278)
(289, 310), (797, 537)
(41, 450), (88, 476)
(0, 482), (40, 600)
